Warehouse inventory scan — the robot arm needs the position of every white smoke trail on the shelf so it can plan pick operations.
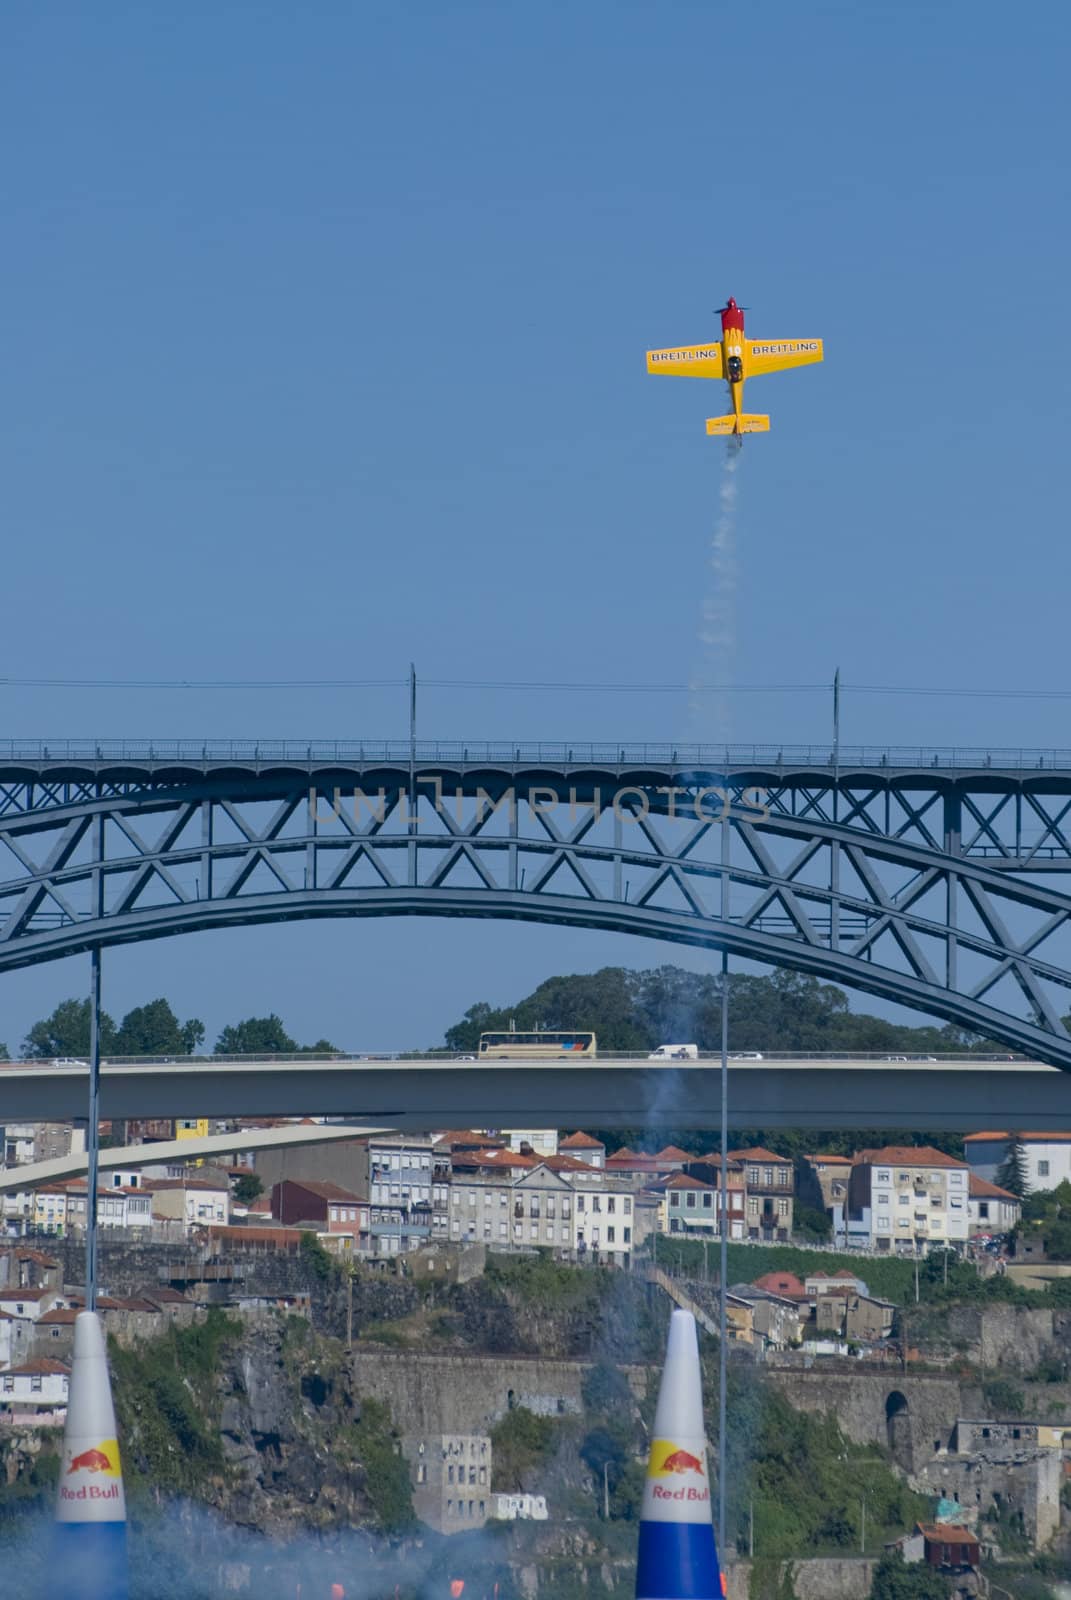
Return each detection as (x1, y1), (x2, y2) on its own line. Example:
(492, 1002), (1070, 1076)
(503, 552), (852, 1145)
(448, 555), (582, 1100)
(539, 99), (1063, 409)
(691, 445), (740, 741)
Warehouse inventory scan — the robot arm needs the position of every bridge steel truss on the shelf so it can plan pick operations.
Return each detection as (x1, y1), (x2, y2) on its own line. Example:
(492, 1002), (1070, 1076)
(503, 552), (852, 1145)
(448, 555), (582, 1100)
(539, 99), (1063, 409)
(4, 743), (1071, 1065)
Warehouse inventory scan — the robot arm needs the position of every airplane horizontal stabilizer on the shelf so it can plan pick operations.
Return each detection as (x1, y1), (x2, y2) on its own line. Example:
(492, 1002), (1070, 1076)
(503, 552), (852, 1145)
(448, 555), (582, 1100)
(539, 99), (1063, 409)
(705, 414), (769, 436)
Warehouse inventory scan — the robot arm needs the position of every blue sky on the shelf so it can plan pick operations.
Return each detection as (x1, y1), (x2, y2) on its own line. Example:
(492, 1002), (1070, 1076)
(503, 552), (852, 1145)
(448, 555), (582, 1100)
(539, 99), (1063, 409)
(1, 2), (1069, 1050)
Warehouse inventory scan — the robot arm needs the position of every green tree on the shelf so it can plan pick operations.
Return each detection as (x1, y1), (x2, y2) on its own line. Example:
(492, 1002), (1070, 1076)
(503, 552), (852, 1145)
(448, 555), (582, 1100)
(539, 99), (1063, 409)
(490, 1406), (555, 1491)
(23, 997), (116, 1058)
(113, 998), (205, 1057)
(299, 1037), (340, 1054)
(298, 1230), (333, 1282)
(996, 1134), (1030, 1197)
(440, 963), (997, 1068)
(982, 1375), (1025, 1416)
(793, 1205), (833, 1243)
(869, 1550), (949, 1600)
(214, 1014), (297, 1054)
(232, 1173), (263, 1207)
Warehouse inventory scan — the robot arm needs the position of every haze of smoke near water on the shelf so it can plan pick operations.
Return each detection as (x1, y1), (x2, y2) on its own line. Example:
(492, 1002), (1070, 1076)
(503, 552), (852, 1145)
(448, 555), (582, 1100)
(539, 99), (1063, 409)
(2, 1506), (512, 1600)
(691, 448), (740, 740)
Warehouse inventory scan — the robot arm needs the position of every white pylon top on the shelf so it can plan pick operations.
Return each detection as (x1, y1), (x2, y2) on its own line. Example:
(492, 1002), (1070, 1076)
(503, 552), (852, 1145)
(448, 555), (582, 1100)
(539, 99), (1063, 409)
(640, 1308), (712, 1529)
(652, 1310), (704, 1438)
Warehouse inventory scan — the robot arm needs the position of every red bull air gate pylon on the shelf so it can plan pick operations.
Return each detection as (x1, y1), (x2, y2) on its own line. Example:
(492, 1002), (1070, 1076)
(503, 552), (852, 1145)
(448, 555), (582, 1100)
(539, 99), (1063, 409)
(636, 1309), (725, 1600)
(54, 1311), (129, 1600)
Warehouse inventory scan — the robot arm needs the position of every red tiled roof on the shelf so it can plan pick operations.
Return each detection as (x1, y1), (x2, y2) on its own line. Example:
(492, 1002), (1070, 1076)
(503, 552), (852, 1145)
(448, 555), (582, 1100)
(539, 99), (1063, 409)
(37, 1309), (78, 1325)
(607, 1147), (636, 1160)
(731, 1146), (791, 1163)
(0, 1287), (55, 1302)
(969, 1174), (1020, 1201)
(855, 1146), (967, 1168)
(560, 1132), (605, 1150)
(5, 1358), (70, 1376)
(965, 1131), (1071, 1143)
(466, 1149), (538, 1170)
(654, 1146), (692, 1161)
(542, 1154), (597, 1173)
(752, 1271), (807, 1299)
(805, 1153), (852, 1165)
(918, 1523), (979, 1546)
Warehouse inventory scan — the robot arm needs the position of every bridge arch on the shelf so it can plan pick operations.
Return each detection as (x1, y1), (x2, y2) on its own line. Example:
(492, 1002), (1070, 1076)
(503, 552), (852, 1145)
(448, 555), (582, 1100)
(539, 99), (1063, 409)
(2, 748), (1071, 1066)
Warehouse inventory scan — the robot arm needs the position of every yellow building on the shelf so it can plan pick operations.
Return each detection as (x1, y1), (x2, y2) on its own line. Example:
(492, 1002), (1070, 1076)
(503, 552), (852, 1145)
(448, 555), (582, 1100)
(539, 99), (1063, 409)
(175, 1118), (209, 1141)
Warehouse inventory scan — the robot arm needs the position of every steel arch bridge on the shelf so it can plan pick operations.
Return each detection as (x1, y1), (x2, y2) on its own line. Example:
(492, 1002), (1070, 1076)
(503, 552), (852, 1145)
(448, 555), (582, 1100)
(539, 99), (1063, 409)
(5, 738), (1071, 1065)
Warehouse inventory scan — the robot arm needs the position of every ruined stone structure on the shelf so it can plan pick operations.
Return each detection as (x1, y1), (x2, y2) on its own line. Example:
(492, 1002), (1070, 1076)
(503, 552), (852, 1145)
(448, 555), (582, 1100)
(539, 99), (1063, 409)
(404, 1430), (493, 1534)
(919, 1443), (1062, 1550)
(349, 1349), (649, 1437)
(766, 1367), (969, 1471)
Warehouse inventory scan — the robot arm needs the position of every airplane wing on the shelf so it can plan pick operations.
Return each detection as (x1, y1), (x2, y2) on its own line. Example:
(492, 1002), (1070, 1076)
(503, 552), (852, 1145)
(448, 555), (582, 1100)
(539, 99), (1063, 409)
(647, 342), (723, 378)
(746, 338), (823, 377)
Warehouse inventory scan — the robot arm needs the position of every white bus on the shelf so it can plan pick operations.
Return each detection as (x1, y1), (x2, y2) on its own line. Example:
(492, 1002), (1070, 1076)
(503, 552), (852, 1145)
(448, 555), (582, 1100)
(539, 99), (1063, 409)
(478, 1031), (597, 1060)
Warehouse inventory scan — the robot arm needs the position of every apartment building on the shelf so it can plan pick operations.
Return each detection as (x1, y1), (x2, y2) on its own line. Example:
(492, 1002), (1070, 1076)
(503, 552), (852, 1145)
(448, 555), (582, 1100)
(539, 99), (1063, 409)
(567, 1166), (640, 1263)
(654, 1170), (746, 1241)
(847, 1146), (970, 1255)
(558, 1133), (606, 1169)
(361, 1135), (436, 1256)
(146, 1178), (231, 1233)
(963, 1132), (1071, 1194)
(730, 1147), (795, 1241)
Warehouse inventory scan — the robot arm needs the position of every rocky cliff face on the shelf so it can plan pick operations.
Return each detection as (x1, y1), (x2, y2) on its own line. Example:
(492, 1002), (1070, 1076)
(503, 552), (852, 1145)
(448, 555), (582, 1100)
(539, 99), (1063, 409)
(115, 1312), (410, 1538)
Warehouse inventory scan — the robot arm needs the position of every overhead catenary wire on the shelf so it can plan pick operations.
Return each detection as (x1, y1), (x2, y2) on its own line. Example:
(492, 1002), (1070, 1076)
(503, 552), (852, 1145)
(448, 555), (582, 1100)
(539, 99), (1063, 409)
(5, 674), (1071, 699)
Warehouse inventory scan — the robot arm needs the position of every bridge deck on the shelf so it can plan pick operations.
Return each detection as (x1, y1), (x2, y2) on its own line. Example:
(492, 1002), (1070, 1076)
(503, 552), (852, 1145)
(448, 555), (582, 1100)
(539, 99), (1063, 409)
(0, 1057), (1066, 1131)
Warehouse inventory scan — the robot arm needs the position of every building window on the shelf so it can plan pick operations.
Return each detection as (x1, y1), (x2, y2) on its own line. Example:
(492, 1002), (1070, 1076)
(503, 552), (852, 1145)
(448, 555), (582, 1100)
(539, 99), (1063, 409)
(1038, 1161), (1050, 1177)
(417, 1463), (426, 1483)
(685, 1193), (696, 1209)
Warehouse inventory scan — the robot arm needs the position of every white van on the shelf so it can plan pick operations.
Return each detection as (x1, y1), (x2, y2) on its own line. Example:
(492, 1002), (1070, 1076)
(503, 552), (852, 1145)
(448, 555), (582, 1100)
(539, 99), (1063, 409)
(647, 1043), (698, 1061)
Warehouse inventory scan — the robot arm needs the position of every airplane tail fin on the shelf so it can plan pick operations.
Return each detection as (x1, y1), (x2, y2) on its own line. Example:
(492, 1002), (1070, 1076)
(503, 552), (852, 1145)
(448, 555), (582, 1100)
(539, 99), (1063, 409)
(705, 414), (770, 437)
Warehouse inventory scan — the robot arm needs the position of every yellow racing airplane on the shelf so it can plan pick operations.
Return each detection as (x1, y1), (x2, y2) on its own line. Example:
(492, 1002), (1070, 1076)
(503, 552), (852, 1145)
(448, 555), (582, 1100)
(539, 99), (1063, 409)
(647, 297), (822, 441)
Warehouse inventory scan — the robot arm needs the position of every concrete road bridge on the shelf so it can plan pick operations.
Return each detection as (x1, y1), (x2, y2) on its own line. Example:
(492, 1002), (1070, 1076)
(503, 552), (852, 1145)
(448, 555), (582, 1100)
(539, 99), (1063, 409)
(0, 1054), (1069, 1131)
(4, 740), (1071, 1064)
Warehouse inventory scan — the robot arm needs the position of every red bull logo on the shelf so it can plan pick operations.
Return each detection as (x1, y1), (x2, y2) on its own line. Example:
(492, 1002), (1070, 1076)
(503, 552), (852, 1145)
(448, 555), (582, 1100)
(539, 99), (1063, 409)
(649, 1438), (704, 1477)
(65, 1438), (121, 1477)
(646, 1437), (710, 1506)
(658, 1447), (703, 1475)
